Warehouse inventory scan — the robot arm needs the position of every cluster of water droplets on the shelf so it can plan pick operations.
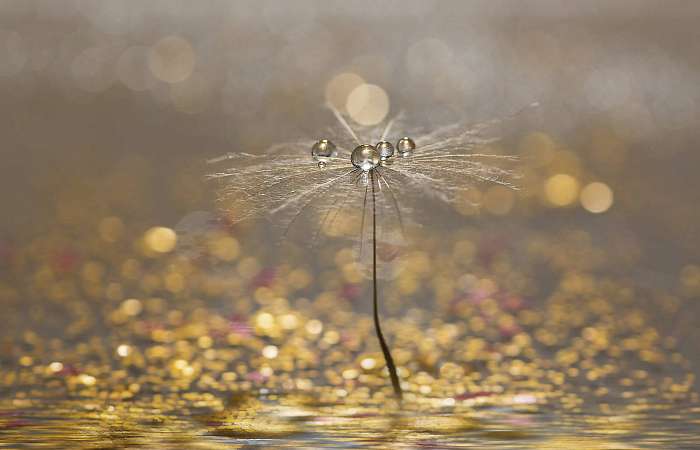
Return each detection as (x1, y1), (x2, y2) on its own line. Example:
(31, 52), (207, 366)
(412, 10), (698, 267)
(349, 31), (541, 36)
(208, 104), (527, 253)
(311, 136), (417, 171)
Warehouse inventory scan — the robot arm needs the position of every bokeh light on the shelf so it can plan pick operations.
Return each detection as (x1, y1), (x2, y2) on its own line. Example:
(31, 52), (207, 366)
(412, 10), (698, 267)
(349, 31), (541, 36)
(48, 362), (64, 373)
(325, 72), (365, 112)
(117, 344), (132, 357)
(207, 235), (240, 261)
(148, 36), (195, 84)
(144, 227), (177, 253)
(545, 174), (580, 207)
(262, 345), (279, 359)
(346, 83), (390, 126)
(580, 182), (614, 213)
(117, 45), (154, 91)
(121, 298), (143, 316)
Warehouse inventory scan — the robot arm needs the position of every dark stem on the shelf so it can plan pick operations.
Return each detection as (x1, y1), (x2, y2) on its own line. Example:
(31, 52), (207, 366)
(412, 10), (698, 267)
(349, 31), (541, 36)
(370, 169), (403, 401)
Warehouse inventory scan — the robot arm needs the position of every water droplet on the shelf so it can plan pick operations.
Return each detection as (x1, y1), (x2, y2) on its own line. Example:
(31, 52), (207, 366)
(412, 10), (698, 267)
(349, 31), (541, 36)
(351, 145), (380, 171)
(396, 137), (416, 157)
(376, 141), (394, 160)
(311, 139), (336, 164)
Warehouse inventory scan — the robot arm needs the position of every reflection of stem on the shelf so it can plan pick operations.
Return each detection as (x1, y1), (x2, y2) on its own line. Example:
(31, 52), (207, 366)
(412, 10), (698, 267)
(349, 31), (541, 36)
(370, 169), (403, 401)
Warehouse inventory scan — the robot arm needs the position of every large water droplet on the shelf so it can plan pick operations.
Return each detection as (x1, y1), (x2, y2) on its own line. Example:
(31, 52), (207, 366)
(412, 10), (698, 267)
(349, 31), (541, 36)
(351, 144), (380, 171)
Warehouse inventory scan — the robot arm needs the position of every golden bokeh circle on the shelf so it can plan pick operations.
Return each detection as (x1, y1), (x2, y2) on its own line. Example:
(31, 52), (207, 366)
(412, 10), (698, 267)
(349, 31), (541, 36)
(580, 182), (614, 213)
(346, 83), (390, 126)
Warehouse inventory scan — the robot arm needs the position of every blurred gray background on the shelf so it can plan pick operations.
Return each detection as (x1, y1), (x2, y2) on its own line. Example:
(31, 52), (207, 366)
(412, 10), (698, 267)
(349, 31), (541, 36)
(1, 0), (700, 264)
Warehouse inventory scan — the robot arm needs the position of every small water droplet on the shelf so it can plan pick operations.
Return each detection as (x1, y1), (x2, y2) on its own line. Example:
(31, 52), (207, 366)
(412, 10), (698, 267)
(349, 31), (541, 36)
(317, 160), (327, 169)
(311, 139), (336, 162)
(397, 137), (416, 157)
(376, 141), (394, 160)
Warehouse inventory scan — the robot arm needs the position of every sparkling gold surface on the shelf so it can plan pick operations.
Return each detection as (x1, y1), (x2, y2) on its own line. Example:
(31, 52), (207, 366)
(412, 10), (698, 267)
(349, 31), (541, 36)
(2, 123), (699, 447)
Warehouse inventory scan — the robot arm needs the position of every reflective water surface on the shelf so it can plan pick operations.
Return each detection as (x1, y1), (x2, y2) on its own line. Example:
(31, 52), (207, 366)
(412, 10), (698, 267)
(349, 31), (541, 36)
(2, 395), (699, 449)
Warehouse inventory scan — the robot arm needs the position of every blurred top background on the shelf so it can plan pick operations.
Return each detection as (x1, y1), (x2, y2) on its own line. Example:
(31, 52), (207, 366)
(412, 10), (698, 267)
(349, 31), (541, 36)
(1, 0), (700, 269)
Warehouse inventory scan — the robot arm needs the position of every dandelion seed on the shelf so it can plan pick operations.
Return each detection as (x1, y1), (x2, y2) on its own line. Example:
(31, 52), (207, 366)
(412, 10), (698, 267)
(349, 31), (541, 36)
(207, 102), (535, 400)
